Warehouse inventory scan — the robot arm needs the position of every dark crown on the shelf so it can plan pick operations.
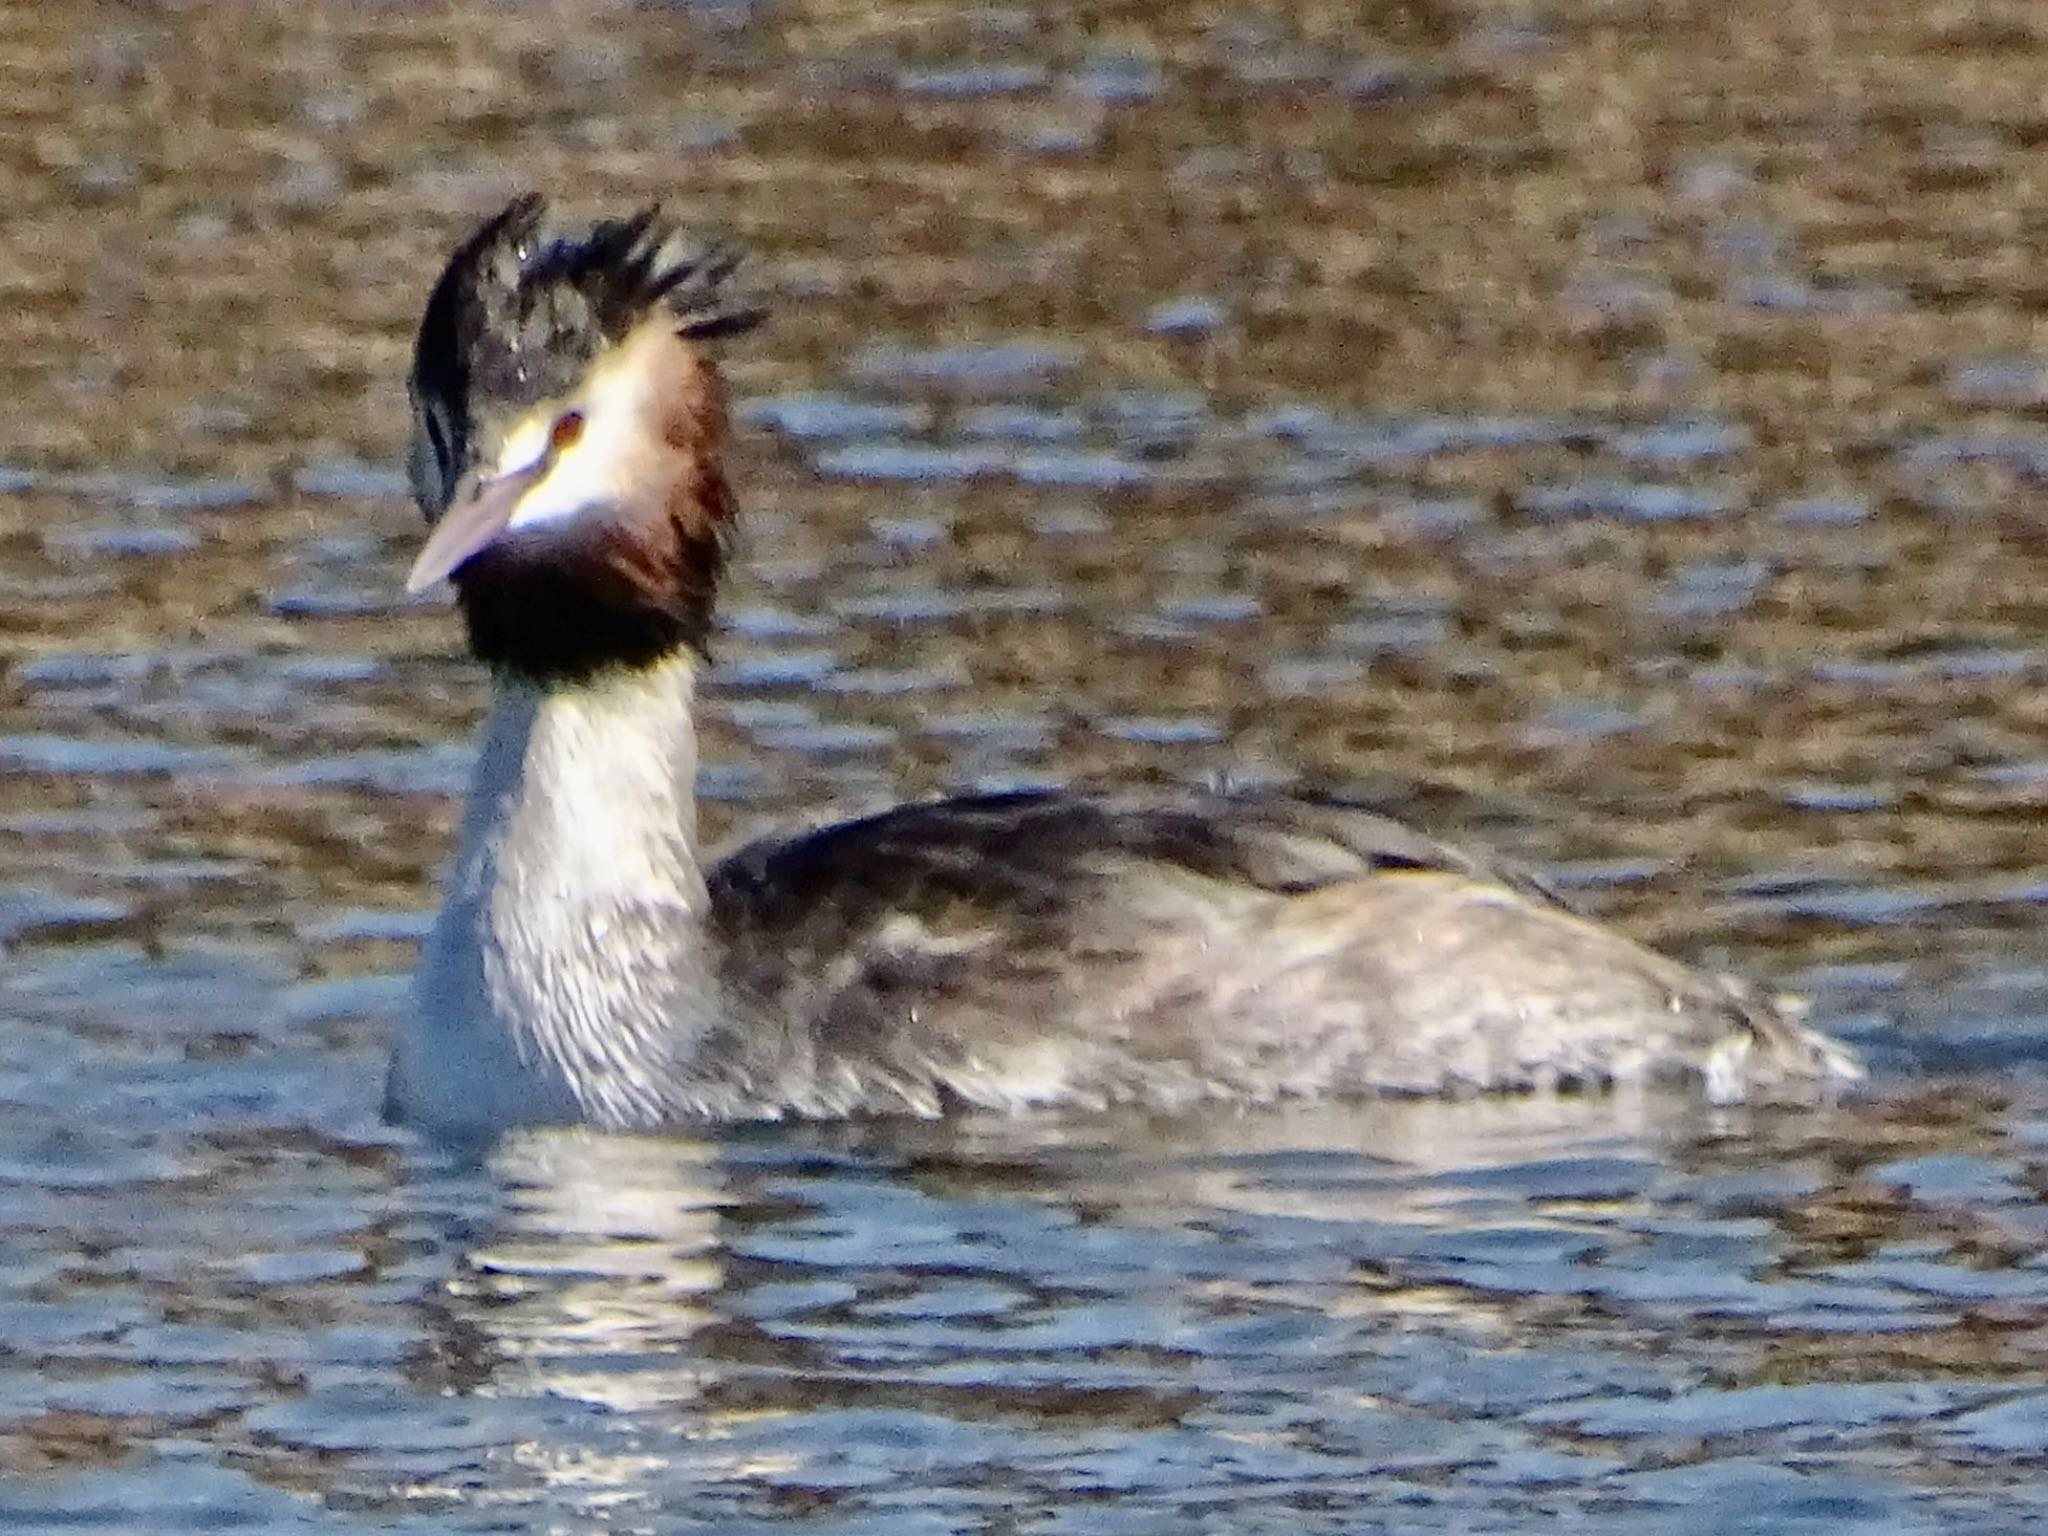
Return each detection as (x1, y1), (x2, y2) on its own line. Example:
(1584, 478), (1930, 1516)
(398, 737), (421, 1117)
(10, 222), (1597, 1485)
(412, 195), (763, 456)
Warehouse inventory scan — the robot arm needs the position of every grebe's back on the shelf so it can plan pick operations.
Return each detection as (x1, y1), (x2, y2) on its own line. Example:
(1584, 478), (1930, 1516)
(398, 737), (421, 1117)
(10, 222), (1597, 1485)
(386, 197), (1859, 1140)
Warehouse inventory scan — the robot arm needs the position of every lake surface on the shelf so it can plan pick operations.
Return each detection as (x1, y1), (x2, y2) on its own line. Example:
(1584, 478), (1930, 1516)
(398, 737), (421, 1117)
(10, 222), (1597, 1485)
(5, 1), (2048, 1530)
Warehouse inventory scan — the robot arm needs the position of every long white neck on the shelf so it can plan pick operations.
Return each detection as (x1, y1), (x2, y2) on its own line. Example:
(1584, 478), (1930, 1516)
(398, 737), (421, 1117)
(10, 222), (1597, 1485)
(396, 650), (724, 1135)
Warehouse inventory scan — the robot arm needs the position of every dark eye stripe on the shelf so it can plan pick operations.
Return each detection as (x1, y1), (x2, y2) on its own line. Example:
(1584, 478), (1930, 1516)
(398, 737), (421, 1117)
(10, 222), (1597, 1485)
(422, 403), (453, 469)
(411, 402), (460, 514)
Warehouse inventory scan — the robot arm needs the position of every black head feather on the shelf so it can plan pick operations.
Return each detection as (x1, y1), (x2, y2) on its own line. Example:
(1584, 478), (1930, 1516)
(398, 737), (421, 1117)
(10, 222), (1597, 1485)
(409, 195), (763, 516)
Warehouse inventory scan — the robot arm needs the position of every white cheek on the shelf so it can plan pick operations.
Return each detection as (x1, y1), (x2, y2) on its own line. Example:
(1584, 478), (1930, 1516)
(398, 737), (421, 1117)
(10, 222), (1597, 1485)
(493, 416), (553, 480)
(507, 424), (631, 532)
(499, 362), (646, 533)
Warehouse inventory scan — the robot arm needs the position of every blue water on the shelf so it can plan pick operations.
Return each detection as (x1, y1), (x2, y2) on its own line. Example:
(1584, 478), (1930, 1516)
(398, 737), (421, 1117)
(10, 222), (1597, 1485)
(9, 0), (2048, 1528)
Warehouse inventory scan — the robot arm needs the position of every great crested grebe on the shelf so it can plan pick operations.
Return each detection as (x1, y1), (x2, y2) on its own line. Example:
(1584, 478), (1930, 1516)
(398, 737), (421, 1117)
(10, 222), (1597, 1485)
(386, 196), (1859, 1139)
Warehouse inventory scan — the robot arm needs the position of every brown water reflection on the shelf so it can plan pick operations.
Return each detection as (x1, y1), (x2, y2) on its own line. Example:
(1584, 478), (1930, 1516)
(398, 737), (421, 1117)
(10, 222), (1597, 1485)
(5, 0), (2048, 1529)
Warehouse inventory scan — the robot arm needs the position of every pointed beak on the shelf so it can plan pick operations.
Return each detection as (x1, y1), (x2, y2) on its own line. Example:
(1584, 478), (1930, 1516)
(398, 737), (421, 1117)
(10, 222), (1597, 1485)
(405, 462), (546, 593)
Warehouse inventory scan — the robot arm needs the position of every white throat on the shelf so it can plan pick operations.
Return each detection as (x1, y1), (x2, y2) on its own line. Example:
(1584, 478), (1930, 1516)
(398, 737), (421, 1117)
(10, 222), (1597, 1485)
(393, 650), (723, 1135)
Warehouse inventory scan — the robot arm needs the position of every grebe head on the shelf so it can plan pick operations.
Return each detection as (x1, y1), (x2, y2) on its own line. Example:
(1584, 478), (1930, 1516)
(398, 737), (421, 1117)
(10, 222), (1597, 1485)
(404, 195), (764, 684)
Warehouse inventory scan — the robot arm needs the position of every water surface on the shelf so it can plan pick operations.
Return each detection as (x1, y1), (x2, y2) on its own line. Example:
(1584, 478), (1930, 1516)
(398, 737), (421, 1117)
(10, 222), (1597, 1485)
(5, 1), (2048, 1530)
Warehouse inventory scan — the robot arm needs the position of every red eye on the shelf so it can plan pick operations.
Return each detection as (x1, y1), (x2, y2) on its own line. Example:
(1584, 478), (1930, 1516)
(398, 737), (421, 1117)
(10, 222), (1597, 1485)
(549, 411), (585, 453)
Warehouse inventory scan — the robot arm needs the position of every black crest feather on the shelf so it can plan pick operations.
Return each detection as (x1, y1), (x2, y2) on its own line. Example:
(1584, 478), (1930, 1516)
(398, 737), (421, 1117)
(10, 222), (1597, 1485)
(411, 195), (763, 474)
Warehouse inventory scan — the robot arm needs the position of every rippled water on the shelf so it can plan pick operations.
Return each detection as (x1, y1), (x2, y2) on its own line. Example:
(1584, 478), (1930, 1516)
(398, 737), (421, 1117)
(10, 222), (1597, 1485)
(6, 1), (2048, 1530)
